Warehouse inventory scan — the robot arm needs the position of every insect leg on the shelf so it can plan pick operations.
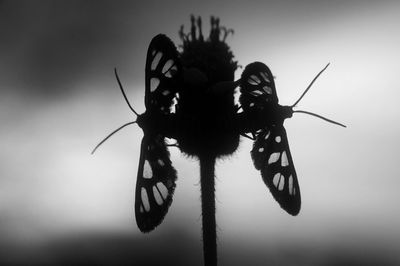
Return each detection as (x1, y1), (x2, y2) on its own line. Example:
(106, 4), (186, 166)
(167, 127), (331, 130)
(241, 133), (255, 140)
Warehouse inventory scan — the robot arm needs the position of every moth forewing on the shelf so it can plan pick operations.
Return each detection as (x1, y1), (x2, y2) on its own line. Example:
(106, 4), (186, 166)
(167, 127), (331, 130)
(145, 34), (182, 112)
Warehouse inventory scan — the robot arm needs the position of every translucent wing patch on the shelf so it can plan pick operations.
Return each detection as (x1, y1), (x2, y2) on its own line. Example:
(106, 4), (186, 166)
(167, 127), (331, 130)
(251, 126), (301, 215)
(145, 34), (182, 114)
(239, 62), (279, 112)
(135, 136), (177, 232)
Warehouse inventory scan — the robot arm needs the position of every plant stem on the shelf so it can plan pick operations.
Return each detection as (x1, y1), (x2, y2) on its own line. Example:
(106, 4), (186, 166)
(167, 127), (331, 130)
(199, 155), (217, 266)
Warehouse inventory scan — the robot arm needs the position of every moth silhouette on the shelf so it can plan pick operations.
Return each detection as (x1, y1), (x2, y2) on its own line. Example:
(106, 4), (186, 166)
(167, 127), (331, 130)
(239, 62), (345, 215)
(240, 62), (300, 214)
(92, 34), (182, 232)
(133, 34), (183, 232)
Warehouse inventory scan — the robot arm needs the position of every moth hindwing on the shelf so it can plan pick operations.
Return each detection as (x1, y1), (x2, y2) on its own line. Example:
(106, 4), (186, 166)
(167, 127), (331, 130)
(251, 126), (301, 215)
(135, 136), (177, 232)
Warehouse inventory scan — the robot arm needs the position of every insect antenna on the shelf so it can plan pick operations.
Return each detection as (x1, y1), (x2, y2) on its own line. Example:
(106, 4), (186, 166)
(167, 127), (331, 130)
(115, 68), (139, 116)
(291, 63), (330, 107)
(293, 110), (346, 128)
(91, 121), (137, 154)
(289, 63), (346, 128)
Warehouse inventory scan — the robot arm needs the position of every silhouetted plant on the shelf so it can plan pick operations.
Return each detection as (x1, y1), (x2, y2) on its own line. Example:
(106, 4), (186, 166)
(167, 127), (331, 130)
(176, 16), (240, 266)
(92, 15), (345, 266)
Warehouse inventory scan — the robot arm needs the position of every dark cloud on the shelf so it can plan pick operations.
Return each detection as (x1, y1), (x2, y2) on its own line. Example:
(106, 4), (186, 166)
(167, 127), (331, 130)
(0, 1), (151, 98)
(0, 0), (375, 99)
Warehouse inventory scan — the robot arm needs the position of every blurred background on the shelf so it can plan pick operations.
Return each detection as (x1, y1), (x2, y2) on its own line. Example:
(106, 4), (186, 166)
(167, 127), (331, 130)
(1, 0), (400, 265)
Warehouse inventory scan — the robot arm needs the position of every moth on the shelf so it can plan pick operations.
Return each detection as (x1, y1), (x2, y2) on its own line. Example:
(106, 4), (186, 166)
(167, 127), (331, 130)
(92, 34), (182, 232)
(92, 33), (345, 234)
(239, 62), (345, 215)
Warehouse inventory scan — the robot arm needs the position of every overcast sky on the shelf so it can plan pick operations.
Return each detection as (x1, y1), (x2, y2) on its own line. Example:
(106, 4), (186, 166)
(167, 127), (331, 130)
(1, 1), (400, 265)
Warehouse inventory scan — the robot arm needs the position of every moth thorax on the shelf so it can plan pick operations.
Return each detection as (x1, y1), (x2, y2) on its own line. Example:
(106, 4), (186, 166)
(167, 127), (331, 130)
(137, 111), (171, 137)
(136, 113), (146, 130)
(264, 105), (293, 126)
(279, 105), (294, 121)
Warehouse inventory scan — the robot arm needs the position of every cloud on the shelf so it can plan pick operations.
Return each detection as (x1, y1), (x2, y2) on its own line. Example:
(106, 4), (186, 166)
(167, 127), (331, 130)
(0, 1), (149, 97)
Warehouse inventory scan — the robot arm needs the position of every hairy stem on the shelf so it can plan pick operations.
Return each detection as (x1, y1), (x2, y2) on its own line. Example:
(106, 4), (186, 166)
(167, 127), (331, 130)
(199, 155), (217, 266)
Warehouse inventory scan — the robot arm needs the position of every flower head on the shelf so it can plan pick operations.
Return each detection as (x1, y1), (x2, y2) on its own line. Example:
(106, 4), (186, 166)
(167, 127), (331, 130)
(179, 15), (238, 86)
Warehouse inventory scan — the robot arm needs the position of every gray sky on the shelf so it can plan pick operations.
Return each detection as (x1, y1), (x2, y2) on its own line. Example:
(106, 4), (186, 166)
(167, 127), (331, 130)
(1, 1), (400, 265)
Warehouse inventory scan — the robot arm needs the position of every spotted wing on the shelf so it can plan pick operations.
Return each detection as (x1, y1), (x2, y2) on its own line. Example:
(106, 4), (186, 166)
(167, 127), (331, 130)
(251, 126), (301, 215)
(145, 34), (182, 113)
(135, 136), (177, 232)
(239, 61), (278, 112)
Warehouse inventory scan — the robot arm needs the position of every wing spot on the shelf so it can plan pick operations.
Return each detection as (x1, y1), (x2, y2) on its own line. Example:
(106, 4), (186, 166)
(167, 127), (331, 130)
(162, 89), (170, 96)
(151, 51), (163, 70)
(273, 173), (285, 191)
(150, 77), (160, 92)
(171, 97), (177, 113)
(157, 159), (165, 167)
(165, 65), (178, 78)
(281, 151), (289, 167)
(273, 173), (280, 187)
(260, 72), (270, 82)
(278, 175), (285, 191)
(258, 147), (264, 153)
(263, 86), (272, 94)
(264, 131), (270, 140)
(143, 160), (152, 179)
(162, 59), (178, 78)
(153, 186), (164, 205)
(288, 175), (294, 195)
(250, 90), (263, 96)
(249, 103), (255, 107)
(249, 75), (261, 84)
(141, 188), (150, 212)
(275, 136), (281, 143)
(268, 152), (280, 164)
(156, 182), (169, 200)
(272, 173), (281, 187)
(248, 78), (257, 85)
(162, 59), (174, 74)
